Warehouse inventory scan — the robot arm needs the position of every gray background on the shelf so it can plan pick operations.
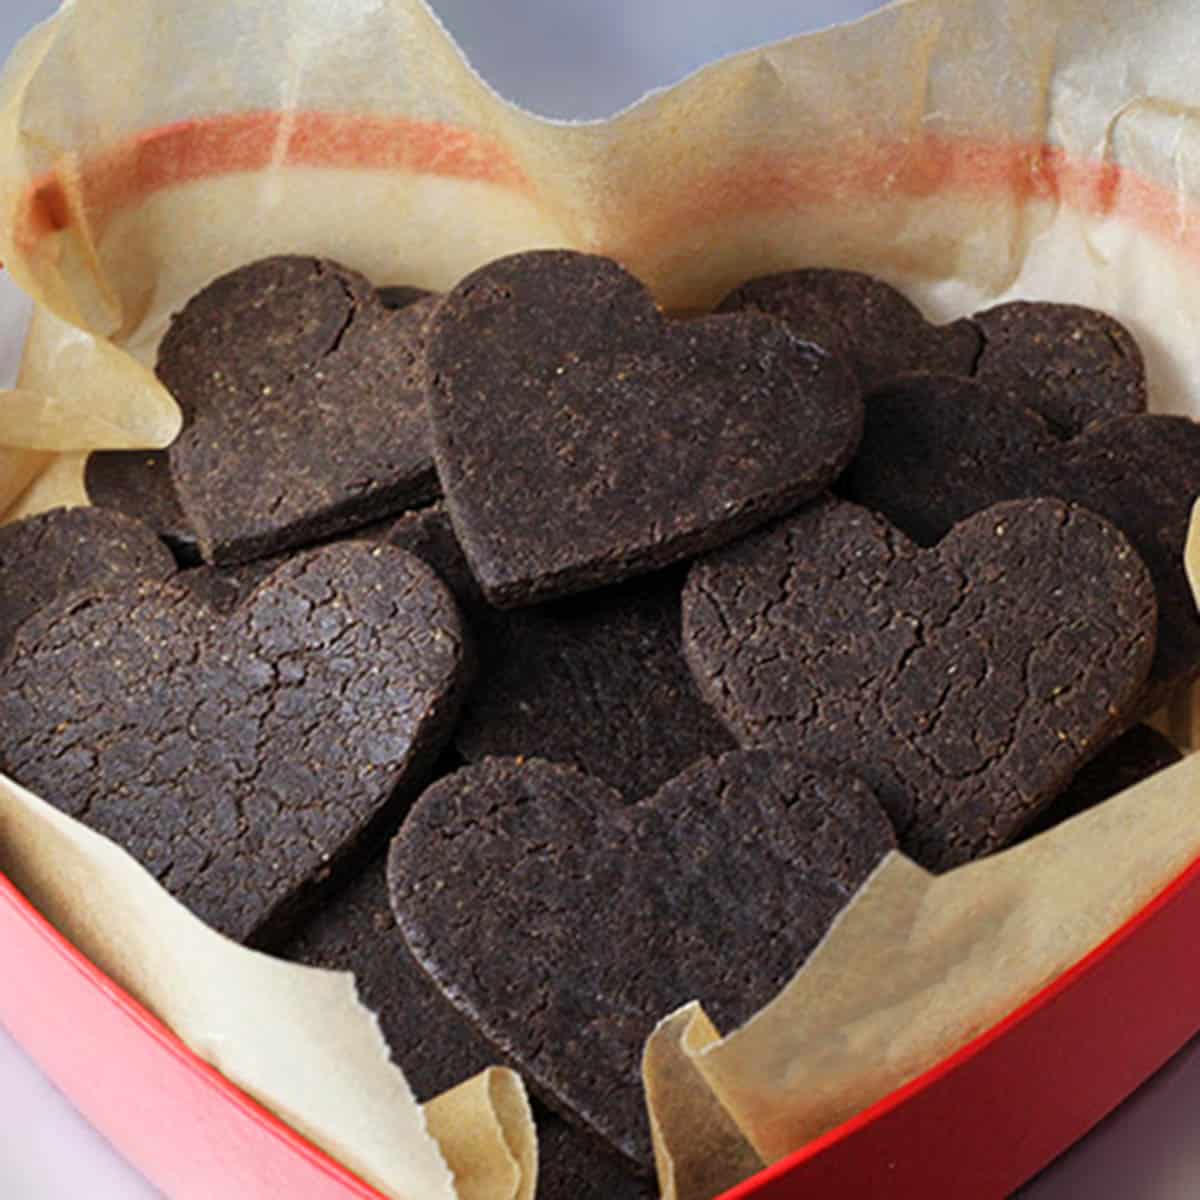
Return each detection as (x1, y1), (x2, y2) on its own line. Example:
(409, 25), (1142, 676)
(1, 1), (1198, 1197)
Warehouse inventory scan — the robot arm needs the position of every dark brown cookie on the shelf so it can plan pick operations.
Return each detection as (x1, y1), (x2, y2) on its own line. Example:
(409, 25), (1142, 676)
(458, 582), (736, 798)
(425, 249), (863, 607)
(0, 542), (471, 945)
(177, 522), (395, 614)
(385, 503), (486, 614)
(716, 267), (981, 392)
(387, 504), (735, 797)
(389, 751), (896, 1169)
(838, 374), (1200, 706)
(1020, 724), (1181, 841)
(278, 854), (498, 1098)
(0, 506), (176, 655)
(161, 256), (439, 565)
(536, 1111), (658, 1198)
(969, 301), (1146, 439)
(279, 854), (651, 1194)
(84, 282), (439, 569)
(84, 449), (201, 564)
(683, 497), (1157, 870)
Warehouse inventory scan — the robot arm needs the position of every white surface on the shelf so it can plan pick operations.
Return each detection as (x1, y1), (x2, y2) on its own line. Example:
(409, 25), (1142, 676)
(0, 1023), (163, 1200)
(2, 2), (1197, 1199)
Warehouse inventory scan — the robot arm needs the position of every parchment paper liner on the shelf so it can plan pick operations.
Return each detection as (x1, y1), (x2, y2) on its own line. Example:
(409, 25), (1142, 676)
(2, 2), (1200, 1197)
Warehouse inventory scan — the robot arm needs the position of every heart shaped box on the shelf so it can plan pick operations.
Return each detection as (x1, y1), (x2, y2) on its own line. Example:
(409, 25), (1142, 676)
(3, 101), (1200, 1198)
(6, 834), (1200, 1198)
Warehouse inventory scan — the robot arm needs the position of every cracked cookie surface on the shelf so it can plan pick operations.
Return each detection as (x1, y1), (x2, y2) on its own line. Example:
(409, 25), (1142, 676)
(839, 375), (1200, 705)
(682, 497), (1156, 870)
(388, 751), (894, 1169)
(0, 542), (470, 944)
(425, 249), (864, 607)
(162, 256), (439, 564)
(0, 506), (176, 655)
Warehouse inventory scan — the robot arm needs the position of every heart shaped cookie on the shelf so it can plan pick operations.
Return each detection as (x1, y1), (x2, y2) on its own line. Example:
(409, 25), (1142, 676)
(388, 751), (895, 1168)
(161, 256), (440, 565)
(282, 853), (654, 1195)
(0, 506), (176, 655)
(424, 250), (863, 607)
(716, 267), (981, 392)
(838, 375), (1200, 704)
(683, 497), (1156, 870)
(0, 542), (470, 944)
(88, 281), (437, 568)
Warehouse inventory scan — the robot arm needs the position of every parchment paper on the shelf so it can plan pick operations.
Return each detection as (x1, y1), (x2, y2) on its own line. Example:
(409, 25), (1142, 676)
(0, 771), (459, 1200)
(2, 1), (1200, 1197)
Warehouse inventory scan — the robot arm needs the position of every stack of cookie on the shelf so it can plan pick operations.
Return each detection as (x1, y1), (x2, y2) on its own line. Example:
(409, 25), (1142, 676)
(0, 249), (1189, 1193)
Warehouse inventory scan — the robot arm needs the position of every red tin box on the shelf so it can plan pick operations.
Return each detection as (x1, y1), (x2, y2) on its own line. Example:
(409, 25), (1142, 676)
(3, 105), (1200, 1199)
(6, 842), (1200, 1198)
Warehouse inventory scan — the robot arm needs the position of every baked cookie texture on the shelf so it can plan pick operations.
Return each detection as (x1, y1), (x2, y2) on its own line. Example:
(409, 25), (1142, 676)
(424, 249), (864, 606)
(968, 300), (1147, 439)
(388, 504), (735, 798)
(0, 543), (471, 945)
(683, 497), (1157, 870)
(160, 256), (440, 565)
(839, 374), (1200, 706)
(717, 267), (981, 391)
(0, 506), (176, 655)
(389, 751), (895, 1168)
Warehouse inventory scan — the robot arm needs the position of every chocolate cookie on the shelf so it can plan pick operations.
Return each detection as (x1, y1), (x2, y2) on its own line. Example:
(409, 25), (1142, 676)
(280, 854), (652, 1195)
(387, 505), (735, 797)
(0, 542), (471, 944)
(389, 752), (896, 1169)
(84, 449), (201, 564)
(839, 374), (1200, 705)
(161, 256), (439, 565)
(969, 301), (1146, 439)
(716, 267), (981, 392)
(1021, 724), (1181, 840)
(536, 1111), (658, 1198)
(458, 581), (736, 798)
(425, 249), (863, 607)
(0, 506), (176, 655)
(279, 854), (498, 1097)
(385, 504), (486, 614)
(683, 497), (1157, 870)
(178, 521), (395, 614)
